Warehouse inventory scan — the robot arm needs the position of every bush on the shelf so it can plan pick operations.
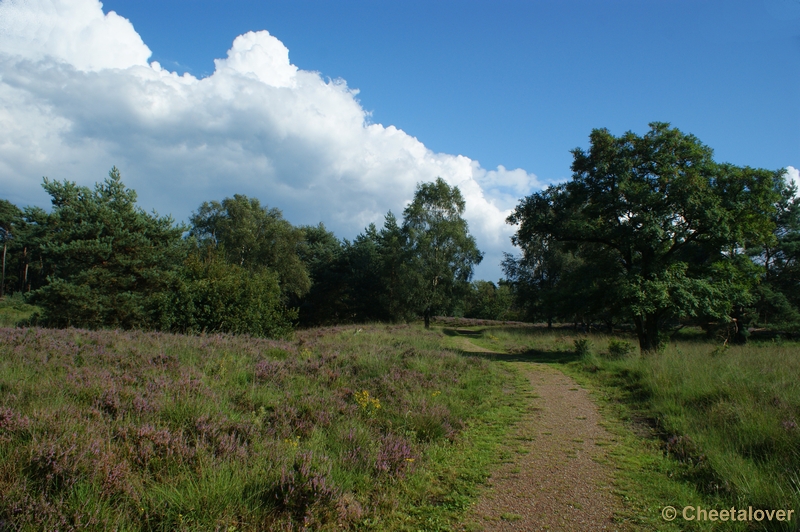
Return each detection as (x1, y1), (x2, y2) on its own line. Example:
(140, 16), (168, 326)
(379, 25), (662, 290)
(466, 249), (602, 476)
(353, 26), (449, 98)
(573, 338), (592, 357)
(606, 338), (635, 359)
(156, 250), (296, 338)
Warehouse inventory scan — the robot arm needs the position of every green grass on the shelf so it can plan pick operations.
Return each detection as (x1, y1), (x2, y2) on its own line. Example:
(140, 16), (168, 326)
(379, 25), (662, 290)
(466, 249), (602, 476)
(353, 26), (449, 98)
(0, 324), (526, 531)
(0, 293), (37, 326)
(463, 325), (800, 531)
(5, 319), (796, 530)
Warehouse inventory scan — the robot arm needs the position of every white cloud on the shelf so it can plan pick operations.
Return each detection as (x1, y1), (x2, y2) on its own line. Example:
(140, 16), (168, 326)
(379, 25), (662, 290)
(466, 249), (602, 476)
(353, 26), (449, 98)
(0, 0), (543, 279)
(786, 166), (799, 197)
(0, 0), (150, 70)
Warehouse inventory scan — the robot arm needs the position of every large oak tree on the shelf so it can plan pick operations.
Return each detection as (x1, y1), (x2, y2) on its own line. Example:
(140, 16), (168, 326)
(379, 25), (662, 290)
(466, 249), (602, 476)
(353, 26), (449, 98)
(508, 123), (783, 351)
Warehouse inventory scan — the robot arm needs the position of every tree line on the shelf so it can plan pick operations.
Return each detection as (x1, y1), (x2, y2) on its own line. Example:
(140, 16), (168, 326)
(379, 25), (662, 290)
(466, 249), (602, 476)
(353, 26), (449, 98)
(1, 123), (797, 349)
(0, 171), (491, 335)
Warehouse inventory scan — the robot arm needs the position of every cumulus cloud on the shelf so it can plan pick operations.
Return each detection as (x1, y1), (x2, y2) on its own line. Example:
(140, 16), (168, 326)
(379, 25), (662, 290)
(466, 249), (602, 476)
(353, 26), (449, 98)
(0, 0), (543, 279)
(786, 166), (800, 196)
(0, 0), (150, 70)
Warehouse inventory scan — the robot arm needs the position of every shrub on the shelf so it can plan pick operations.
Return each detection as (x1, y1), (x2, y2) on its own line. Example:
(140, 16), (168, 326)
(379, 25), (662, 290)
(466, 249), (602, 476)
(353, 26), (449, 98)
(573, 338), (592, 357)
(158, 250), (296, 338)
(605, 338), (635, 359)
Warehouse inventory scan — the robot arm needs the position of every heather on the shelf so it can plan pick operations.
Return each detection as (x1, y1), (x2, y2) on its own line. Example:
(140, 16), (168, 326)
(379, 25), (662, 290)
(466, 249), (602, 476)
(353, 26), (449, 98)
(0, 325), (523, 531)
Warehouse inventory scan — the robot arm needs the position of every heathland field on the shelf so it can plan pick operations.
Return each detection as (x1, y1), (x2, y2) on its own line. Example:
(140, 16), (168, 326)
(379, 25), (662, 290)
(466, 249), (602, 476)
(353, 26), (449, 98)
(0, 324), (525, 531)
(1, 322), (798, 531)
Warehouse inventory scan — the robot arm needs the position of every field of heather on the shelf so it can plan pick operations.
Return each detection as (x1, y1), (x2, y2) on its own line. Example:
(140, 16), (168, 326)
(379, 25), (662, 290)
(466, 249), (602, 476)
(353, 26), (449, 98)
(0, 325), (524, 531)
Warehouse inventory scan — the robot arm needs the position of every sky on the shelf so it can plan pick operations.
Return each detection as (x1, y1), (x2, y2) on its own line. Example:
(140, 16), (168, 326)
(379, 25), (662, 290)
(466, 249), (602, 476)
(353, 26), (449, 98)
(1, 0), (798, 281)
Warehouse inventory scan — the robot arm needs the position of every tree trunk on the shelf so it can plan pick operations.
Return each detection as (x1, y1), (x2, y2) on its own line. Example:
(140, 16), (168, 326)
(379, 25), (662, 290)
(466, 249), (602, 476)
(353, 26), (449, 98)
(635, 314), (661, 352)
(424, 307), (431, 329)
(1, 241), (5, 298)
(20, 247), (27, 292)
(731, 306), (749, 345)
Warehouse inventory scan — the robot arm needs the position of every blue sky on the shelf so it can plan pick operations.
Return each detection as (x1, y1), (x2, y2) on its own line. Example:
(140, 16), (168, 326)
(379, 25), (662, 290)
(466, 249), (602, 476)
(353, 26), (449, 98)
(1, 0), (798, 280)
(101, 0), (800, 177)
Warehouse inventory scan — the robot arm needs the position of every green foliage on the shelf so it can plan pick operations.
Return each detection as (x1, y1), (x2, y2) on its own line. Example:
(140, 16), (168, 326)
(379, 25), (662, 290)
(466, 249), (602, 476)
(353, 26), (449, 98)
(374, 212), (416, 321)
(341, 225), (389, 321)
(0, 199), (22, 297)
(157, 248), (296, 338)
(606, 338), (635, 359)
(0, 292), (38, 327)
(295, 180), (484, 327)
(297, 223), (350, 324)
(190, 194), (311, 301)
(0, 200), (20, 232)
(403, 178), (483, 327)
(0, 199), (48, 296)
(463, 280), (516, 320)
(508, 123), (782, 350)
(502, 240), (591, 326)
(297, 216), (416, 325)
(27, 168), (187, 329)
(750, 172), (800, 329)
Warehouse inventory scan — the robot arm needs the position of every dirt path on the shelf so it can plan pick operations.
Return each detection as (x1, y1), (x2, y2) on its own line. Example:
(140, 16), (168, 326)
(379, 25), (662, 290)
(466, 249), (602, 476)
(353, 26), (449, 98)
(456, 337), (626, 531)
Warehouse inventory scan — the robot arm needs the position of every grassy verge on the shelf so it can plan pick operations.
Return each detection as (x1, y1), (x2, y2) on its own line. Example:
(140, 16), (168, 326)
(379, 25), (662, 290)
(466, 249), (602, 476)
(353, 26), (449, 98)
(0, 324), (525, 531)
(461, 326), (800, 531)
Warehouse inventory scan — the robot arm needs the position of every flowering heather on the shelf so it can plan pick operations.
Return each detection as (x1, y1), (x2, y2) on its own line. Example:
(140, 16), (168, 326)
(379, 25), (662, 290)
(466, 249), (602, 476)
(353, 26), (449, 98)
(0, 324), (518, 530)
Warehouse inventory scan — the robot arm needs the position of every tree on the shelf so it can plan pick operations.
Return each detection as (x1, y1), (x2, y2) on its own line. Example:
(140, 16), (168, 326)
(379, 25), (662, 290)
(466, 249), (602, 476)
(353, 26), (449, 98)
(0, 200), (22, 297)
(402, 178), (483, 328)
(296, 223), (350, 325)
(296, 217), (414, 325)
(749, 174), (800, 328)
(502, 239), (587, 327)
(28, 168), (187, 329)
(507, 123), (782, 350)
(374, 212), (415, 321)
(463, 280), (516, 321)
(190, 195), (310, 302)
(341, 225), (386, 322)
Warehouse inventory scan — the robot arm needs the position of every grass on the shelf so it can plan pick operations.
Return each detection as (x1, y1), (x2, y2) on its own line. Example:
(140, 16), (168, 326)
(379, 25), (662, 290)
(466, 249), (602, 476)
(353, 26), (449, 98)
(5, 318), (796, 530)
(463, 325), (800, 531)
(0, 293), (37, 327)
(0, 324), (526, 531)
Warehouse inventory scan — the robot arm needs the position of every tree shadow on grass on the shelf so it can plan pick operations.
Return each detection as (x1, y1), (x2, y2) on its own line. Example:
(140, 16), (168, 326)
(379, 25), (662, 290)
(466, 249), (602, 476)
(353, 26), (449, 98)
(462, 349), (581, 365)
(442, 328), (486, 337)
(444, 328), (581, 365)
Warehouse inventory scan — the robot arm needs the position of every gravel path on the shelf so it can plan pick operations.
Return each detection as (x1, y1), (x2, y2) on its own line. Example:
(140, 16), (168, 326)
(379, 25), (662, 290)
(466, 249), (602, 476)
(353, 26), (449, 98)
(457, 337), (627, 531)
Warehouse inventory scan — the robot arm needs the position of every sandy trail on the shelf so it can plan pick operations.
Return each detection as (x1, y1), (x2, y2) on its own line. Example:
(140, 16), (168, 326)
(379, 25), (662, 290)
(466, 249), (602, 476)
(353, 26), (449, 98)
(456, 337), (626, 531)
